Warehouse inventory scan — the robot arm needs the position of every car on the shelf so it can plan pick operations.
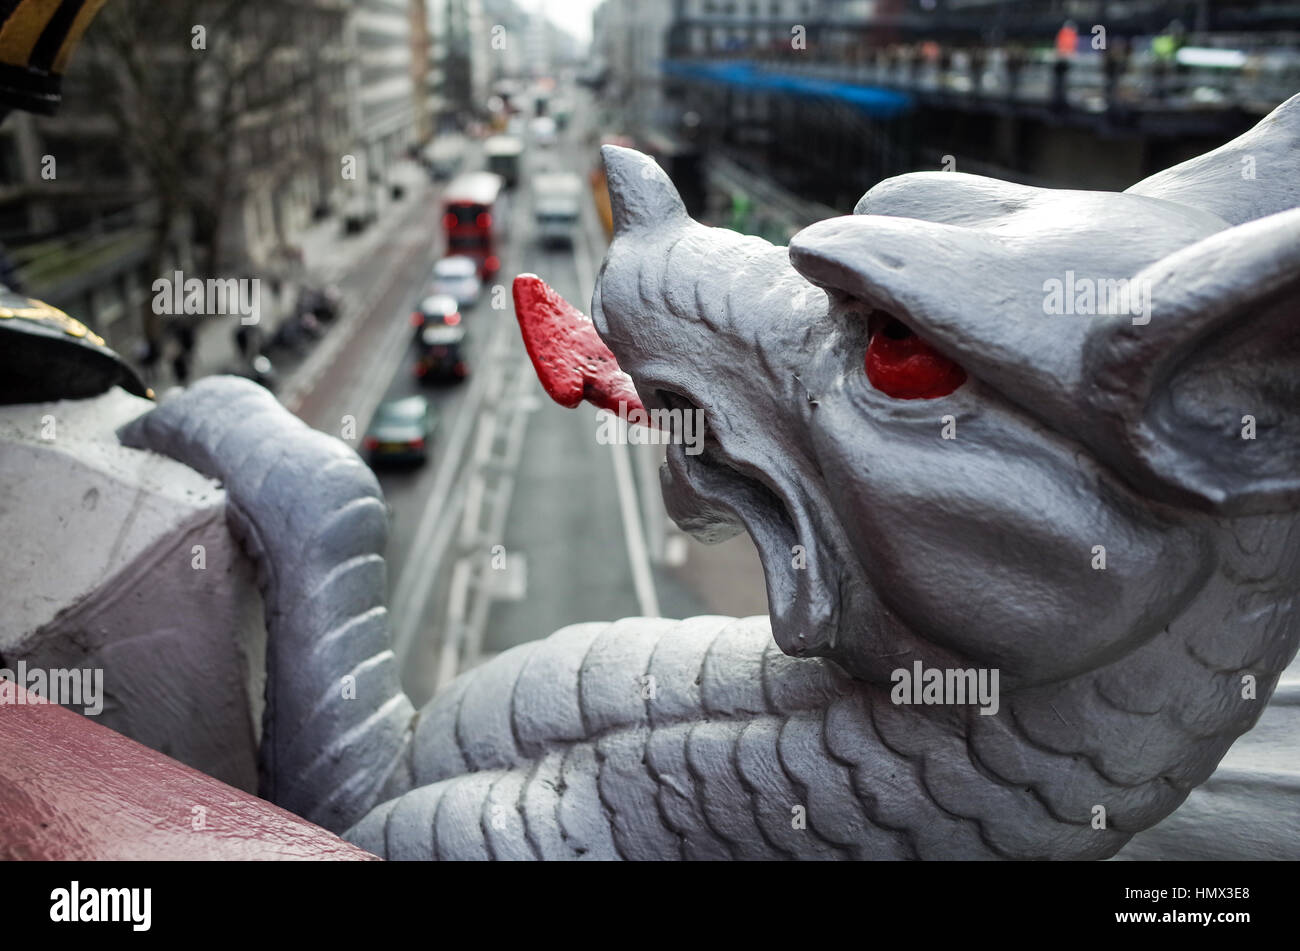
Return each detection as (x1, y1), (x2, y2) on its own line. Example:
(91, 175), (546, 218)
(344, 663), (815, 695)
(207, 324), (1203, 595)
(428, 255), (482, 309)
(363, 395), (434, 466)
(423, 135), (466, 181)
(297, 284), (341, 323)
(228, 353), (278, 392)
(414, 324), (469, 383)
(551, 99), (573, 130)
(529, 116), (557, 147)
(269, 308), (323, 355)
(485, 135), (524, 188)
(410, 293), (462, 341)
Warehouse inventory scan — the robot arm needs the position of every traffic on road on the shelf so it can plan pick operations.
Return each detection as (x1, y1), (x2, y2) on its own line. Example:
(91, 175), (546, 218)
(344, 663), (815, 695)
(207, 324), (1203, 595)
(265, 82), (765, 704)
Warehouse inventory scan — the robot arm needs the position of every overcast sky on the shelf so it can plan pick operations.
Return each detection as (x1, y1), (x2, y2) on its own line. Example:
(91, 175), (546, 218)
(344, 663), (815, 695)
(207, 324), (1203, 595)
(516, 0), (602, 46)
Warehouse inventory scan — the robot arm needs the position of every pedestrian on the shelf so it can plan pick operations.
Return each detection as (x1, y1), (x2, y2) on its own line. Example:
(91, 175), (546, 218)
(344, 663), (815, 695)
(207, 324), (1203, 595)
(1103, 36), (1130, 111)
(170, 321), (195, 385)
(171, 348), (190, 385)
(235, 322), (258, 360)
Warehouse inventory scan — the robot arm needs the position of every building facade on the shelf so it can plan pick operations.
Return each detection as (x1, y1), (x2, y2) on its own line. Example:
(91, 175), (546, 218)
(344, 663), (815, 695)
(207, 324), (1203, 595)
(345, 0), (419, 219)
(0, 0), (356, 352)
(593, 0), (678, 134)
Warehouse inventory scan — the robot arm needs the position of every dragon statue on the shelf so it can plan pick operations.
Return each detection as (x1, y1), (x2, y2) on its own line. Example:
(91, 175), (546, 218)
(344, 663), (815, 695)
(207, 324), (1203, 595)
(4, 80), (1298, 857)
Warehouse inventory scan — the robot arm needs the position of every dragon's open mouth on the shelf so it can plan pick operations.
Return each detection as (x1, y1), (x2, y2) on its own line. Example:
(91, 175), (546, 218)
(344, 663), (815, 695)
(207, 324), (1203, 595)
(514, 272), (846, 655)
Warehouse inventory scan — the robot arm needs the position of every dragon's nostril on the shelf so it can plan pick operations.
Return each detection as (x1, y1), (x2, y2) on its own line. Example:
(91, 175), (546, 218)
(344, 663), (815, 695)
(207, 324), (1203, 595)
(865, 311), (966, 400)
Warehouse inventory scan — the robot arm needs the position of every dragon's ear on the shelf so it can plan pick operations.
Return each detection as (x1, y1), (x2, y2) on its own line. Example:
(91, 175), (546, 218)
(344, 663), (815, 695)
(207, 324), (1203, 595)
(1081, 208), (1300, 516)
(1127, 92), (1300, 226)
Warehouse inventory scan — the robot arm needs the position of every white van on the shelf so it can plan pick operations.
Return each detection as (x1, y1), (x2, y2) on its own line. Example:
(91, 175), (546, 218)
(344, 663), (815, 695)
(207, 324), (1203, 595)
(533, 172), (583, 247)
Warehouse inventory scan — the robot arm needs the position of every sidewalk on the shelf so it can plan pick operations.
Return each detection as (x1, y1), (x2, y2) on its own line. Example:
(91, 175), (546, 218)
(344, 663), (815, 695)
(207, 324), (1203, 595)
(294, 161), (430, 285)
(158, 161), (432, 389)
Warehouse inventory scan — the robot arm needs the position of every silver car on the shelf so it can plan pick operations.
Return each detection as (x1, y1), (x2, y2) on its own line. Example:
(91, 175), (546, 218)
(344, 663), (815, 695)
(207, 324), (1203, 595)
(428, 255), (482, 309)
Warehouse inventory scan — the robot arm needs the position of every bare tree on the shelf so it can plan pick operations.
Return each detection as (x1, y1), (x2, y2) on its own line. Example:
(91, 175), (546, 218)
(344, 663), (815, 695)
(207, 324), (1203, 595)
(82, 0), (345, 348)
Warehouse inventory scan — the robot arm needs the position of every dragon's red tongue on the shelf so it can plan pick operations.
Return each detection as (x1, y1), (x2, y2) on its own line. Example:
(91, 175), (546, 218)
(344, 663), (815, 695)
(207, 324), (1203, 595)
(513, 274), (648, 422)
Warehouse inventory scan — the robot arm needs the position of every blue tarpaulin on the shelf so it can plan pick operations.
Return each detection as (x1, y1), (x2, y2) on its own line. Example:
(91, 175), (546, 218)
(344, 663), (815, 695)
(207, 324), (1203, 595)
(663, 60), (914, 119)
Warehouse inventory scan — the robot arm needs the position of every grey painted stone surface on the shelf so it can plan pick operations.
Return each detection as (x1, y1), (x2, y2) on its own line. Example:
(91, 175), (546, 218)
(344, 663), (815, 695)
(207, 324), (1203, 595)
(112, 92), (1300, 858)
(0, 390), (265, 791)
(118, 378), (416, 834)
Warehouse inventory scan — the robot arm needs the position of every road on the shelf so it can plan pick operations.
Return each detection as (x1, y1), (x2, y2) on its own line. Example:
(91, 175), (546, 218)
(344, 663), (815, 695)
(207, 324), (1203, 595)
(289, 92), (767, 706)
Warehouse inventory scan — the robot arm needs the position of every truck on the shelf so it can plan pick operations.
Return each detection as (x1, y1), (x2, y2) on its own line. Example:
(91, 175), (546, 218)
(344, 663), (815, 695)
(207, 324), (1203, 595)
(484, 135), (524, 189)
(532, 172), (583, 248)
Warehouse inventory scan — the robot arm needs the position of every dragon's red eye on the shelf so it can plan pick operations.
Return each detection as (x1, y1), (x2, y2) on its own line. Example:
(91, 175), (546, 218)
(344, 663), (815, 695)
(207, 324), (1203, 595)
(865, 315), (966, 399)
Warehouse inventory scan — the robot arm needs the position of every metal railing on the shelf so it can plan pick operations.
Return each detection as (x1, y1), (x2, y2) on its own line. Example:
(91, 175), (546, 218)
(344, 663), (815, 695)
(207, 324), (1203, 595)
(671, 41), (1300, 115)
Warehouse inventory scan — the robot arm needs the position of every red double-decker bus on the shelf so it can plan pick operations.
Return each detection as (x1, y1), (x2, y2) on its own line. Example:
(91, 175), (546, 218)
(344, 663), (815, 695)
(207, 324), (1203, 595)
(441, 171), (503, 278)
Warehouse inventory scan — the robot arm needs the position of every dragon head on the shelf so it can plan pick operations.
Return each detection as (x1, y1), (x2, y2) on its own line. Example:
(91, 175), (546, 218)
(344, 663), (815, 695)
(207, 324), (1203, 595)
(519, 95), (1300, 694)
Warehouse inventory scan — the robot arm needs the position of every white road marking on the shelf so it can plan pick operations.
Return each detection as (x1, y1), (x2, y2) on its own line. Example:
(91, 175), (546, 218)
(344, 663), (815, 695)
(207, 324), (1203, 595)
(574, 193), (662, 619)
(638, 441), (667, 562)
(423, 145), (551, 680)
(459, 472), (486, 548)
(390, 172), (522, 664)
(389, 315), (507, 662)
(458, 368), (533, 672)
(472, 413), (498, 466)
(492, 552), (528, 601)
(436, 557), (473, 691)
(608, 418), (661, 618)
